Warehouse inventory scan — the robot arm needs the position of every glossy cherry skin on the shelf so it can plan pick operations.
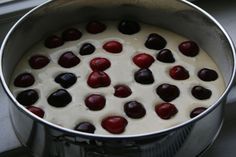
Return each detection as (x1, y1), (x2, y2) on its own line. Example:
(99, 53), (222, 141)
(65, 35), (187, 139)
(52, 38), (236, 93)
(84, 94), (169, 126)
(85, 94), (106, 111)
(198, 68), (218, 81)
(145, 33), (167, 50)
(114, 85), (132, 98)
(134, 68), (154, 84)
(191, 86), (212, 100)
(179, 41), (199, 57)
(124, 101), (146, 119)
(190, 107), (207, 118)
(169, 65), (190, 80)
(44, 35), (64, 48)
(103, 41), (123, 53)
(62, 28), (82, 41)
(14, 73), (35, 87)
(101, 116), (128, 134)
(58, 51), (80, 68)
(79, 43), (96, 56)
(87, 71), (111, 88)
(16, 89), (39, 106)
(90, 57), (111, 71)
(155, 103), (178, 120)
(27, 106), (45, 118)
(29, 55), (50, 69)
(133, 53), (155, 68)
(47, 89), (72, 107)
(118, 20), (140, 35)
(74, 122), (96, 133)
(156, 49), (175, 63)
(55, 73), (77, 88)
(86, 21), (106, 34)
(156, 83), (180, 102)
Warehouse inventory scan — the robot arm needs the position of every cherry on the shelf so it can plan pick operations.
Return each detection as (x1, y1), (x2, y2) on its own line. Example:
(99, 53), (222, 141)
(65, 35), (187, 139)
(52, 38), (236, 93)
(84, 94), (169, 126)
(103, 41), (123, 53)
(86, 21), (106, 34)
(191, 86), (212, 100)
(90, 57), (111, 71)
(133, 53), (155, 68)
(58, 51), (80, 68)
(47, 89), (72, 107)
(118, 20), (140, 35)
(169, 65), (189, 80)
(55, 73), (77, 88)
(79, 43), (95, 56)
(156, 49), (175, 63)
(134, 68), (154, 84)
(62, 28), (82, 41)
(179, 41), (199, 57)
(155, 103), (178, 119)
(44, 35), (64, 48)
(156, 84), (180, 102)
(85, 94), (106, 111)
(74, 122), (96, 133)
(198, 68), (218, 81)
(14, 73), (35, 87)
(190, 107), (207, 118)
(101, 116), (128, 134)
(124, 101), (146, 119)
(16, 89), (39, 106)
(26, 106), (45, 118)
(114, 85), (132, 98)
(29, 55), (50, 69)
(87, 71), (111, 88)
(145, 33), (167, 50)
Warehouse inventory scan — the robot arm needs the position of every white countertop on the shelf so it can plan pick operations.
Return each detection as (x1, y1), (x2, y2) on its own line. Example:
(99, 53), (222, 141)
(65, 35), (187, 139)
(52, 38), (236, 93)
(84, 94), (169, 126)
(0, 0), (236, 156)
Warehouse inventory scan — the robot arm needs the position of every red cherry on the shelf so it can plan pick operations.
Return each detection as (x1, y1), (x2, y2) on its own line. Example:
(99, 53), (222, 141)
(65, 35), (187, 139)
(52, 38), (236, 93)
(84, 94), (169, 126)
(133, 53), (155, 68)
(86, 21), (106, 34)
(101, 116), (128, 134)
(103, 41), (123, 53)
(155, 103), (178, 119)
(85, 94), (106, 111)
(27, 106), (45, 118)
(169, 65), (189, 80)
(87, 71), (111, 88)
(90, 57), (111, 71)
(114, 85), (132, 98)
(29, 55), (50, 69)
(58, 51), (80, 68)
(179, 41), (199, 57)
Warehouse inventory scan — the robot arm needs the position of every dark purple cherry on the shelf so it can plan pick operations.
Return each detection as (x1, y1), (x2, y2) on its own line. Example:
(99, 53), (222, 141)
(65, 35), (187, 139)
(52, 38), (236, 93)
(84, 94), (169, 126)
(14, 73), (35, 87)
(190, 107), (207, 118)
(156, 49), (175, 63)
(155, 103), (178, 119)
(47, 89), (72, 107)
(16, 89), (39, 106)
(124, 101), (146, 119)
(145, 33), (167, 50)
(85, 94), (106, 111)
(134, 68), (154, 84)
(27, 106), (45, 118)
(114, 85), (132, 98)
(29, 55), (50, 69)
(74, 122), (96, 133)
(179, 41), (199, 57)
(86, 21), (106, 34)
(62, 28), (82, 41)
(58, 51), (80, 68)
(191, 86), (212, 100)
(156, 84), (180, 102)
(44, 35), (64, 48)
(198, 68), (218, 81)
(79, 43), (95, 56)
(169, 65), (189, 80)
(118, 20), (140, 35)
(55, 73), (77, 88)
